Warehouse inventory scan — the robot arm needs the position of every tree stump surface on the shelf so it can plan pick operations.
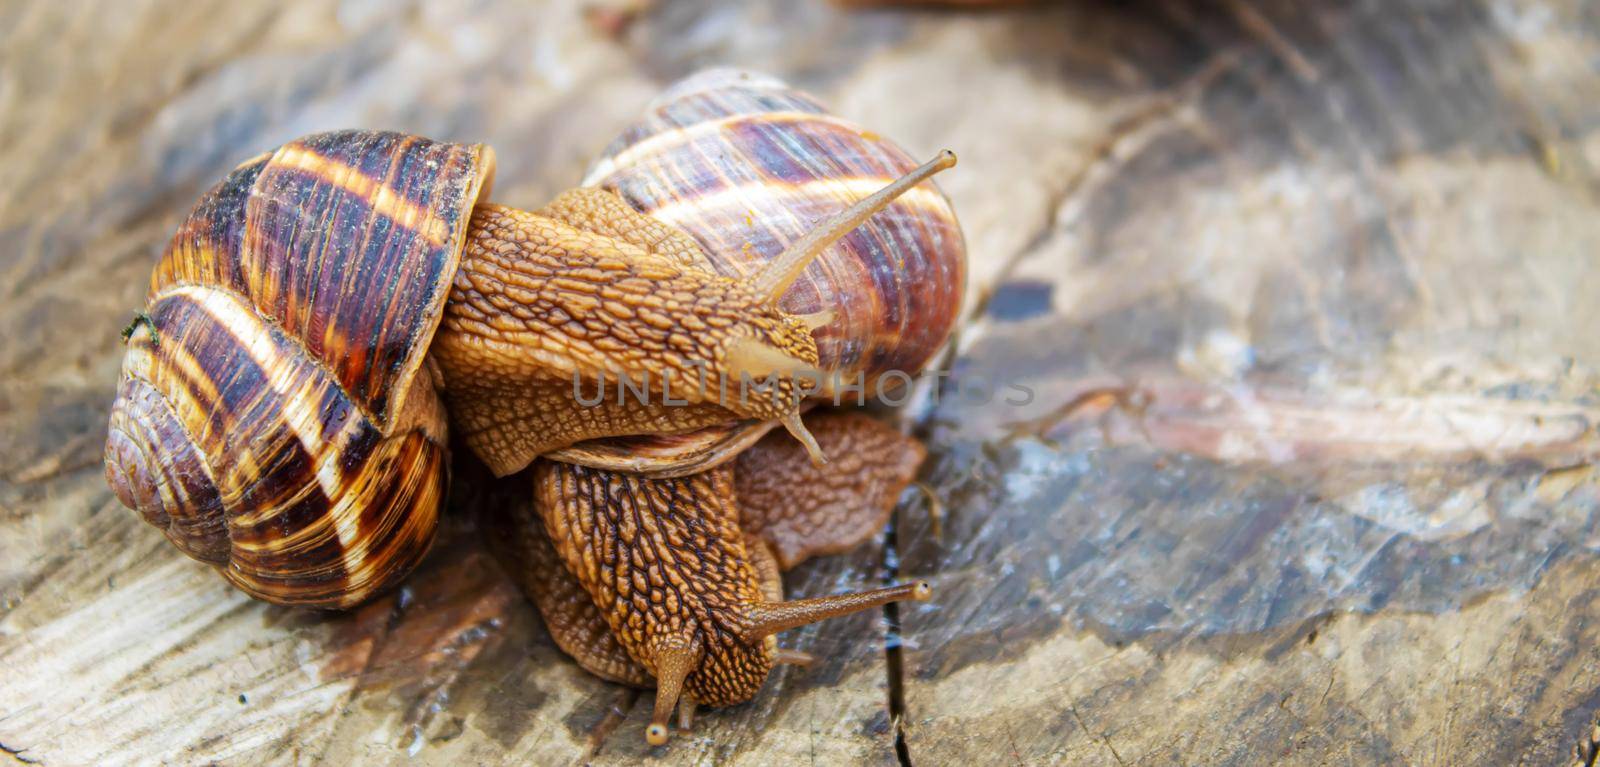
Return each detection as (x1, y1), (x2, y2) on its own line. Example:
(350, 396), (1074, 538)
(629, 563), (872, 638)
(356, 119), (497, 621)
(2, 1), (1598, 764)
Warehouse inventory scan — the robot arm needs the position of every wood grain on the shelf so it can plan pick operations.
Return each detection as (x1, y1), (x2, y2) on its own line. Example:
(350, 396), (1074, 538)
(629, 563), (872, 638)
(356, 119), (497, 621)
(2, 0), (1597, 764)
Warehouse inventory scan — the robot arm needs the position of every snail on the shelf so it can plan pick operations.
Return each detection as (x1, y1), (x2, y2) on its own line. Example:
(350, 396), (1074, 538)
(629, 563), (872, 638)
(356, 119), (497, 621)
(489, 70), (964, 744)
(103, 69), (964, 744)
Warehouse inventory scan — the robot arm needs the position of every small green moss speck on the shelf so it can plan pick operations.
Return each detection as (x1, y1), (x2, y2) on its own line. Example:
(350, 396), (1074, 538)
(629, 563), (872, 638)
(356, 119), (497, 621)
(120, 312), (157, 348)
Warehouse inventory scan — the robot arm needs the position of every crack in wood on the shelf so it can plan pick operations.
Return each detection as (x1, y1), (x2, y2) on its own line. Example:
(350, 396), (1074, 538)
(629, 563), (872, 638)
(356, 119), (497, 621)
(882, 507), (914, 767)
(1064, 693), (1127, 767)
(875, 37), (1250, 766)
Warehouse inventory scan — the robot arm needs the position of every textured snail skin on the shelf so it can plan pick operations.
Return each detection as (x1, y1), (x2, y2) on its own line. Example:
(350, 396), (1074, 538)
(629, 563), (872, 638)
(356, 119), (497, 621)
(484, 409), (929, 740)
(732, 411), (927, 570)
(105, 131), (491, 607)
(431, 193), (821, 477)
(535, 462), (776, 708)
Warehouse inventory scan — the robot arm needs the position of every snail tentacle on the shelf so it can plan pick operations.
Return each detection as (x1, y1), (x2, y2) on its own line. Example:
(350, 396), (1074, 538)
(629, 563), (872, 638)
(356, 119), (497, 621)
(677, 694), (698, 731)
(771, 648), (816, 667)
(751, 150), (959, 303)
(646, 635), (702, 746)
(739, 581), (933, 643)
(778, 411), (826, 467)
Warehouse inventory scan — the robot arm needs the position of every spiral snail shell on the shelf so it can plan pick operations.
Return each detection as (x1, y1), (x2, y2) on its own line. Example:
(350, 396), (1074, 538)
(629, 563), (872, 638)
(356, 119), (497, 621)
(105, 132), (493, 607)
(584, 69), (965, 388)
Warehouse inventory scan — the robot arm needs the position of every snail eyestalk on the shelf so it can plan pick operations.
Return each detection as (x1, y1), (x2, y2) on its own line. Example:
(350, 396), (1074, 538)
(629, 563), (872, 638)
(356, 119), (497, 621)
(740, 580), (933, 643)
(795, 309), (837, 331)
(647, 636), (701, 746)
(724, 339), (830, 464)
(773, 648), (816, 666)
(780, 411), (826, 466)
(752, 150), (958, 303)
(677, 694), (697, 731)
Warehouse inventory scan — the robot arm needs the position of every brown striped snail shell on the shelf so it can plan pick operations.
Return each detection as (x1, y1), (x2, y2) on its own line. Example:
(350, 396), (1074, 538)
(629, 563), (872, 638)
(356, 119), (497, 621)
(583, 69), (965, 389)
(552, 69), (966, 475)
(104, 131), (494, 607)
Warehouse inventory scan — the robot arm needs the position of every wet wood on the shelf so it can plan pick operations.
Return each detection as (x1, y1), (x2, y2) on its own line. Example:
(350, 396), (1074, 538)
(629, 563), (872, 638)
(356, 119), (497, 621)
(2, 1), (1598, 765)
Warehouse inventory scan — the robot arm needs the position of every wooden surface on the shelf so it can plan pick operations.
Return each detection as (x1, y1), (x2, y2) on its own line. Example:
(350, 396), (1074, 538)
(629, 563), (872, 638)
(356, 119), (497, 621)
(3, 1), (1599, 764)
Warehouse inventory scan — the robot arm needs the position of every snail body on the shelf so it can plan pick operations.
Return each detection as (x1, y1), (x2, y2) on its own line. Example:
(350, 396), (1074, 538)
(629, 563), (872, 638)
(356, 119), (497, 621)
(104, 70), (964, 743)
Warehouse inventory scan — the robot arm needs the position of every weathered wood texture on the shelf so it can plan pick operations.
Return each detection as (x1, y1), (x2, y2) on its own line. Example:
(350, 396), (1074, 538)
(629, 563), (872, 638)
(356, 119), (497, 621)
(2, 1), (1598, 764)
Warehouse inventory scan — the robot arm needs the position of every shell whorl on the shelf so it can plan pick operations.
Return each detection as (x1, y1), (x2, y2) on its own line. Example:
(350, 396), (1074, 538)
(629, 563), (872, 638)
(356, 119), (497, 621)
(107, 291), (447, 606)
(105, 131), (492, 607)
(152, 131), (494, 428)
(583, 69), (966, 388)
